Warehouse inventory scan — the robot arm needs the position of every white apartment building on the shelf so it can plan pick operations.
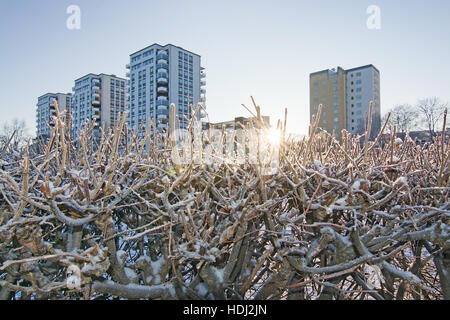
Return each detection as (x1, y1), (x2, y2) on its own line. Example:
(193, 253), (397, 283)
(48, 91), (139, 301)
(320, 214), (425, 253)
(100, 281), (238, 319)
(345, 65), (381, 138)
(126, 44), (206, 135)
(71, 73), (127, 138)
(36, 93), (72, 138)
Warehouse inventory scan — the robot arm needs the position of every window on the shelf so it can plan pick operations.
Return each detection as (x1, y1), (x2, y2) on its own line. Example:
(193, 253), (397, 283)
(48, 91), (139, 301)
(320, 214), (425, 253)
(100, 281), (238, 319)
(313, 82), (319, 87)
(334, 109), (339, 114)
(333, 86), (338, 91)
(356, 95), (362, 100)
(334, 117), (339, 123)
(356, 80), (362, 85)
(322, 81), (327, 86)
(356, 88), (362, 92)
(333, 94), (338, 99)
(333, 102), (338, 107)
(313, 90), (318, 95)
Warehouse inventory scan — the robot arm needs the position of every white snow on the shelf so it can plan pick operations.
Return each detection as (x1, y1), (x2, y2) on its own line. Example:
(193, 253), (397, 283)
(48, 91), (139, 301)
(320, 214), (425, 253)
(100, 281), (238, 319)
(335, 196), (348, 206)
(124, 267), (139, 283)
(394, 176), (408, 186)
(394, 138), (403, 146)
(195, 283), (209, 297)
(150, 256), (166, 285)
(350, 179), (370, 193)
(211, 266), (225, 283)
(116, 250), (127, 264)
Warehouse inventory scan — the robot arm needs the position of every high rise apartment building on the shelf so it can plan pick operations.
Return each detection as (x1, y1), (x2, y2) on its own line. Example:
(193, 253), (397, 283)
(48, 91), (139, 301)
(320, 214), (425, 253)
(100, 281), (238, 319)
(127, 44), (206, 135)
(71, 73), (127, 138)
(36, 93), (72, 138)
(310, 64), (380, 139)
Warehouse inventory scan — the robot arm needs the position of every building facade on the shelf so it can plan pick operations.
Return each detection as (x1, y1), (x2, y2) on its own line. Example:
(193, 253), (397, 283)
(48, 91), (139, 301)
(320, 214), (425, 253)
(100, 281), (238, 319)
(127, 44), (206, 136)
(36, 93), (72, 138)
(208, 116), (271, 130)
(310, 67), (347, 139)
(310, 64), (380, 139)
(345, 65), (381, 138)
(71, 73), (126, 138)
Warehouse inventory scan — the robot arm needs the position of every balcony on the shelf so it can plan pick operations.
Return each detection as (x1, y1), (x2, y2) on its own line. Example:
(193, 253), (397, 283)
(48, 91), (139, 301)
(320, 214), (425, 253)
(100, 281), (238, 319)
(157, 68), (168, 75)
(156, 52), (168, 60)
(157, 77), (168, 85)
(200, 72), (206, 78)
(157, 87), (168, 94)
(92, 99), (100, 105)
(200, 81), (206, 87)
(126, 72), (130, 78)
(156, 108), (169, 115)
(126, 63), (130, 69)
(200, 89), (206, 94)
(157, 71), (168, 79)
(157, 59), (168, 65)
(157, 114), (168, 123)
(157, 101), (169, 107)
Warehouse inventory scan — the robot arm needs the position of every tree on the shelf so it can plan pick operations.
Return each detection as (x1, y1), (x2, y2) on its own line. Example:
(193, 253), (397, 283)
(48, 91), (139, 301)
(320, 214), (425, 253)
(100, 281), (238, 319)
(0, 119), (30, 154)
(417, 97), (448, 137)
(382, 104), (419, 134)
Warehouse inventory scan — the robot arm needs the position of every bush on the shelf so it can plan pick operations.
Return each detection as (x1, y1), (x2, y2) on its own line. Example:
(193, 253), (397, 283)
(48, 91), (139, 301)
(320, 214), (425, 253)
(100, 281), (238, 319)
(0, 103), (449, 300)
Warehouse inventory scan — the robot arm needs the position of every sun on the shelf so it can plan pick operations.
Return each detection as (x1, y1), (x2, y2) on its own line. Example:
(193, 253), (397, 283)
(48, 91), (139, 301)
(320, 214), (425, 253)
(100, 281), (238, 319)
(267, 127), (281, 146)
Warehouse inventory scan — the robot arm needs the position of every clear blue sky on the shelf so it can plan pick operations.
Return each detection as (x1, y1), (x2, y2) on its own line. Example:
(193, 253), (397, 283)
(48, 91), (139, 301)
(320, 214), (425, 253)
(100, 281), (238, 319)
(1, 0), (449, 137)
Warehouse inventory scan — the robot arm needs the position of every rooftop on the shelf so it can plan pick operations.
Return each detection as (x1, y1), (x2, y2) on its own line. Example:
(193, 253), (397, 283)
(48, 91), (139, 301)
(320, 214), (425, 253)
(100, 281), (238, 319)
(130, 43), (201, 58)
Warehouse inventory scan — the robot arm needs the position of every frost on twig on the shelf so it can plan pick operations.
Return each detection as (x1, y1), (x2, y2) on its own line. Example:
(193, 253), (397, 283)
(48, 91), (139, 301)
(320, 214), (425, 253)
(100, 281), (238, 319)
(0, 101), (449, 300)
